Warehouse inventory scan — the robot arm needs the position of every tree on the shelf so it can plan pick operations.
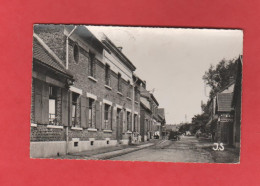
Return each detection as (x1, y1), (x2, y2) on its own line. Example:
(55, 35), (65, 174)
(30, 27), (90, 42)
(203, 58), (237, 99)
(191, 113), (209, 133)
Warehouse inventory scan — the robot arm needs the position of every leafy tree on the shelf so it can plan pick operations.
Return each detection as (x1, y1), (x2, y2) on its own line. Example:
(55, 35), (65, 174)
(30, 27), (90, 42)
(178, 123), (191, 134)
(203, 58), (237, 99)
(191, 113), (209, 133)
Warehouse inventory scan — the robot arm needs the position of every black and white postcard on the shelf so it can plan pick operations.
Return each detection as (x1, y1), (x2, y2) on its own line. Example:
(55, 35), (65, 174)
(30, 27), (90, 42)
(30, 25), (243, 163)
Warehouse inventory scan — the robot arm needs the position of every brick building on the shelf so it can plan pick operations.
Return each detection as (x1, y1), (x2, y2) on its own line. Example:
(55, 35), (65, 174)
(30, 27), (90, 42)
(140, 83), (163, 141)
(30, 25), (142, 158)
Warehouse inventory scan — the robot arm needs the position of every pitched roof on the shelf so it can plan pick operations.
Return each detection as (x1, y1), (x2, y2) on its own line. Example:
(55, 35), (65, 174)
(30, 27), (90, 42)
(158, 108), (165, 119)
(33, 33), (73, 78)
(217, 93), (233, 112)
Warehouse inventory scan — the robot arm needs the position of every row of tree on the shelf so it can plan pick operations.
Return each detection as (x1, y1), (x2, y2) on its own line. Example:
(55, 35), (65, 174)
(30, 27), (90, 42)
(180, 58), (238, 134)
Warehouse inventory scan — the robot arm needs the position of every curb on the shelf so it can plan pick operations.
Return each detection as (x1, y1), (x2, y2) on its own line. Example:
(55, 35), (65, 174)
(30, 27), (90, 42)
(89, 143), (155, 160)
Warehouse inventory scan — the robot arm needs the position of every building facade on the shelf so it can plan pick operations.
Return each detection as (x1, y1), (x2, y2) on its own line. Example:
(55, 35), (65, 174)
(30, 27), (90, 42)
(30, 25), (142, 158)
(206, 56), (242, 147)
(139, 83), (164, 141)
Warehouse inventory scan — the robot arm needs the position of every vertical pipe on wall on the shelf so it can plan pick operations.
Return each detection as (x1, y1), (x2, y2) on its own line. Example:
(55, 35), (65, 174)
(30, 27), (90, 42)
(66, 26), (77, 69)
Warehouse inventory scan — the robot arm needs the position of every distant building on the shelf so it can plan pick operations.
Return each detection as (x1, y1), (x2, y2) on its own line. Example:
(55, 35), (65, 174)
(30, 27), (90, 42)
(139, 82), (164, 141)
(158, 108), (166, 137)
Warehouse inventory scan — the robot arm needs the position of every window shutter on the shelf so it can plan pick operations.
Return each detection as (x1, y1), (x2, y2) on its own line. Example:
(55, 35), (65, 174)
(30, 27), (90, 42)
(122, 110), (126, 132)
(120, 110), (123, 134)
(42, 82), (49, 124)
(112, 107), (116, 131)
(81, 96), (88, 128)
(61, 88), (69, 126)
(129, 113), (132, 131)
(68, 92), (72, 126)
(95, 101), (101, 130)
(34, 79), (43, 124)
(86, 97), (89, 128)
(88, 56), (91, 76)
(101, 103), (104, 130)
(108, 106), (112, 130)
(108, 68), (111, 86)
(93, 59), (96, 78)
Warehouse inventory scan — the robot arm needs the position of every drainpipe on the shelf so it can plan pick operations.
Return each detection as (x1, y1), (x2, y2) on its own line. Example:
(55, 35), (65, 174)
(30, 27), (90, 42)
(65, 26), (77, 155)
(66, 26), (77, 69)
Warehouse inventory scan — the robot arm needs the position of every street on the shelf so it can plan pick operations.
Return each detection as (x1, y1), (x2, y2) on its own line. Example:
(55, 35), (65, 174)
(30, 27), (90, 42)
(109, 136), (239, 163)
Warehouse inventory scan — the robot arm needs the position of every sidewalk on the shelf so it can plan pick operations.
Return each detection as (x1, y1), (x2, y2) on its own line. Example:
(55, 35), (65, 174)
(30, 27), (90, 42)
(52, 139), (164, 160)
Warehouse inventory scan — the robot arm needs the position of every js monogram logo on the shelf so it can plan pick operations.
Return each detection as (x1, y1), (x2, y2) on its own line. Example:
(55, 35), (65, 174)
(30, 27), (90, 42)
(212, 143), (224, 151)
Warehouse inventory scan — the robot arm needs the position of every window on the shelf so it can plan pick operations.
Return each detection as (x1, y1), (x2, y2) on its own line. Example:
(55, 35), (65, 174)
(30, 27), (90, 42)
(105, 64), (110, 86)
(73, 43), (79, 63)
(72, 92), (80, 127)
(89, 52), (95, 77)
(88, 98), (95, 128)
(104, 104), (112, 130)
(49, 86), (57, 125)
(118, 73), (122, 92)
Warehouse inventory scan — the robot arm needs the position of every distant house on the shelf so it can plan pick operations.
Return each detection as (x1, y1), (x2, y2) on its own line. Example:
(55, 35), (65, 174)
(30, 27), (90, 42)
(158, 108), (166, 137)
(139, 82), (164, 141)
(215, 92), (234, 144)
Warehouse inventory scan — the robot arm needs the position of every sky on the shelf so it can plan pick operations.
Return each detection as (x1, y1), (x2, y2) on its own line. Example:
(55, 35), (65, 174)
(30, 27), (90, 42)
(87, 26), (243, 124)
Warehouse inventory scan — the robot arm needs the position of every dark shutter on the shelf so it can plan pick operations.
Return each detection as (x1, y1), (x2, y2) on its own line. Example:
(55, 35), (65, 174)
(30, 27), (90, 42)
(93, 59), (96, 78)
(81, 96), (88, 128)
(120, 110), (123, 134)
(68, 92), (72, 126)
(108, 105), (111, 130)
(61, 88), (69, 126)
(122, 110), (126, 132)
(34, 79), (43, 124)
(88, 56), (91, 76)
(42, 82), (49, 124)
(101, 103), (104, 129)
(112, 106), (116, 130)
(129, 113), (132, 131)
(86, 97), (89, 128)
(95, 101), (101, 130)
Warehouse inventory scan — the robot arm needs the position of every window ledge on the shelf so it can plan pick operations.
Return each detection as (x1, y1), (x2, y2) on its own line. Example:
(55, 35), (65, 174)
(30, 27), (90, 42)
(47, 125), (63, 129)
(127, 97), (132, 101)
(126, 131), (132, 134)
(117, 91), (123, 96)
(88, 128), (98, 132)
(31, 123), (37, 127)
(88, 76), (98, 82)
(105, 85), (112, 90)
(103, 129), (112, 133)
(135, 101), (139, 104)
(71, 127), (83, 131)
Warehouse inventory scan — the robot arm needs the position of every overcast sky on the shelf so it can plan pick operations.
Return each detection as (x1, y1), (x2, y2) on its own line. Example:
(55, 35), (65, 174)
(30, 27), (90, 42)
(88, 26), (243, 124)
